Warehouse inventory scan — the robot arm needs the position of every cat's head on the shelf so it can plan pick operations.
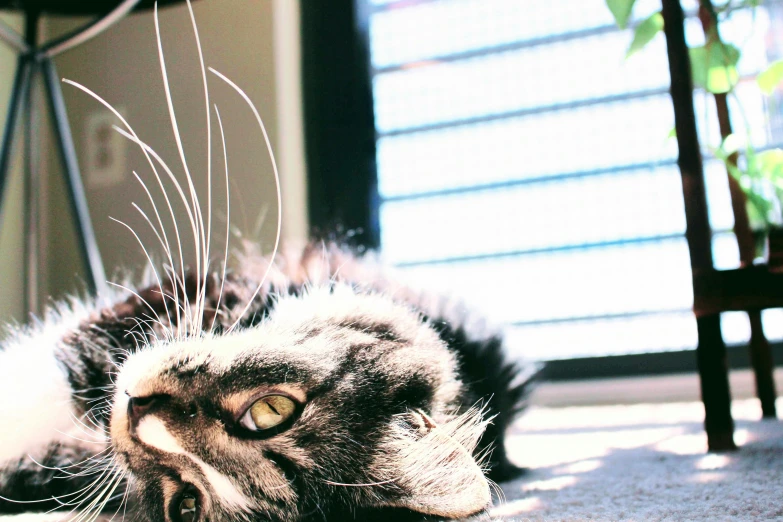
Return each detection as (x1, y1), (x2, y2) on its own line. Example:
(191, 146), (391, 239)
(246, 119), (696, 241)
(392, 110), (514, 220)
(110, 285), (491, 521)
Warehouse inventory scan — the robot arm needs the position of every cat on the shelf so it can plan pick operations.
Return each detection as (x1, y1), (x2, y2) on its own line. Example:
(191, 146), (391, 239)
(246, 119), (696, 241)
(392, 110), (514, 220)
(0, 2), (534, 520)
(0, 242), (533, 521)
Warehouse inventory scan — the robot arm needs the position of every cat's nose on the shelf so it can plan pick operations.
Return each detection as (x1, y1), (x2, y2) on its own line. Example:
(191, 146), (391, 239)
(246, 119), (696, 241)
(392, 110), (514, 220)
(127, 394), (165, 429)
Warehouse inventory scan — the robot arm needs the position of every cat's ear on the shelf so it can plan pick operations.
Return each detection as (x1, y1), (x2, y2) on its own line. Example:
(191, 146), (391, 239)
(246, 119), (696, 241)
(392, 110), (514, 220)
(372, 409), (492, 519)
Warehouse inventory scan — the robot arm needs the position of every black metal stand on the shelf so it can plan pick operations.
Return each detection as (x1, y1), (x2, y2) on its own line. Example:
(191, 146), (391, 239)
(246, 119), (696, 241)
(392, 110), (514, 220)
(0, 0), (142, 311)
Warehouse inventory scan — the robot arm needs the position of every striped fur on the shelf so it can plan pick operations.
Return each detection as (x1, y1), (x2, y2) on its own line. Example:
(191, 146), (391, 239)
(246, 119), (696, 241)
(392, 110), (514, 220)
(0, 243), (533, 521)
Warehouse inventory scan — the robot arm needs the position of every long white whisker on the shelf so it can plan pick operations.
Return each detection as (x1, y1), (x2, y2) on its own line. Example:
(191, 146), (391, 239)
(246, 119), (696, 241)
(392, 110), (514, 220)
(208, 67), (282, 332)
(111, 126), (201, 337)
(107, 217), (169, 331)
(53, 430), (109, 445)
(66, 467), (116, 519)
(160, 265), (192, 320)
(57, 462), (117, 512)
(105, 280), (168, 336)
(58, 411), (109, 442)
(131, 170), (174, 328)
(0, 457), (113, 507)
(70, 466), (124, 522)
(115, 477), (132, 522)
(108, 474), (132, 522)
(155, 3), (206, 336)
(51, 459), (114, 480)
(83, 409), (110, 432)
(67, 416), (109, 442)
(61, 78), (185, 334)
(186, 0), (213, 334)
(91, 470), (126, 522)
(209, 104), (231, 333)
(29, 447), (113, 474)
(130, 201), (169, 272)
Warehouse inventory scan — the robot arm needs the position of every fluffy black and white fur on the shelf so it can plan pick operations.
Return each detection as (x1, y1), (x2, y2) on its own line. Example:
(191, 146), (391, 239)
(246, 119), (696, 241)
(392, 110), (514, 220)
(0, 244), (532, 521)
(0, 3), (534, 520)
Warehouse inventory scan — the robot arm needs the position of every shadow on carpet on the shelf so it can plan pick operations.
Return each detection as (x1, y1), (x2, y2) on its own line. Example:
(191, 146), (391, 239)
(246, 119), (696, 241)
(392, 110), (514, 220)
(487, 399), (783, 521)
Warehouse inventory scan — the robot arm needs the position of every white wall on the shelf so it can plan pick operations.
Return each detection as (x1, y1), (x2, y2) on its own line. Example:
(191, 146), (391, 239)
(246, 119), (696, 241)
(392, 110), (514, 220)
(0, 0), (307, 319)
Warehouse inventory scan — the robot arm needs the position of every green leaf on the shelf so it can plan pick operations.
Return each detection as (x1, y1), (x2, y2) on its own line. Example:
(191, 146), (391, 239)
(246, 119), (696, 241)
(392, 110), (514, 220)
(757, 60), (783, 95)
(730, 144), (783, 229)
(606, 0), (636, 29)
(756, 149), (783, 189)
(724, 157), (747, 187)
(716, 133), (742, 160)
(745, 198), (765, 229)
(689, 42), (741, 93)
(689, 46), (709, 90)
(626, 12), (664, 58)
(746, 189), (775, 227)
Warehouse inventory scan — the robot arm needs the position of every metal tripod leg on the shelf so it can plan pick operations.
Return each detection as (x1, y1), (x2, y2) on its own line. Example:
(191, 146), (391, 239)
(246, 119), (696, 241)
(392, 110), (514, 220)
(23, 60), (40, 315)
(0, 56), (32, 227)
(41, 57), (106, 296)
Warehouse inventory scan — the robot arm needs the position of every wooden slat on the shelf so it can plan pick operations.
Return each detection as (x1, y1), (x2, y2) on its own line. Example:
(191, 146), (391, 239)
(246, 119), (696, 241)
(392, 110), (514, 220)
(693, 265), (783, 316)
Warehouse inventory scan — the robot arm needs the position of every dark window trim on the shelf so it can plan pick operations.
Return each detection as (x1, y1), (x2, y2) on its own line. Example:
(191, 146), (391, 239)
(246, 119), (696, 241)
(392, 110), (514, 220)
(300, 0), (380, 249)
(543, 343), (783, 381)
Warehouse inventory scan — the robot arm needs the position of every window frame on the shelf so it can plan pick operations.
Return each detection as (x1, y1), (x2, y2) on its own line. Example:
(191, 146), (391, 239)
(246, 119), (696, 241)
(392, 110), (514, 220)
(299, 0), (782, 381)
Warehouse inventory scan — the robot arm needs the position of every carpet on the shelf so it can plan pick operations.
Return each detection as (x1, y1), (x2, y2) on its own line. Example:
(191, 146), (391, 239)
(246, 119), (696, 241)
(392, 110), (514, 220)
(490, 399), (783, 521)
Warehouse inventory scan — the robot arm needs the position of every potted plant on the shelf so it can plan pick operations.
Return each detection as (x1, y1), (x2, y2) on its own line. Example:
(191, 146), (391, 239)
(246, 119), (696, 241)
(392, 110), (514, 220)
(714, 135), (783, 268)
(607, 0), (783, 269)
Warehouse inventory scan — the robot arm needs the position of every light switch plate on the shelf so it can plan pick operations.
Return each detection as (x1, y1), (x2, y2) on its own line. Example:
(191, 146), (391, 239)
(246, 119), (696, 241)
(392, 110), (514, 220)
(84, 107), (127, 189)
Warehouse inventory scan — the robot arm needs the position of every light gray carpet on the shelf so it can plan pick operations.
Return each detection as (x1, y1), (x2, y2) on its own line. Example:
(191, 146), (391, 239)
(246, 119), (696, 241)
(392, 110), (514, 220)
(490, 399), (783, 521)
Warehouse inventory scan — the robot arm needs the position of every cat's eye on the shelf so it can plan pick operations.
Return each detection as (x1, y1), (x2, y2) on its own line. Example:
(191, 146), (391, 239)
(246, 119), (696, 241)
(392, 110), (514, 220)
(177, 495), (197, 522)
(170, 487), (200, 522)
(239, 394), (296, 432)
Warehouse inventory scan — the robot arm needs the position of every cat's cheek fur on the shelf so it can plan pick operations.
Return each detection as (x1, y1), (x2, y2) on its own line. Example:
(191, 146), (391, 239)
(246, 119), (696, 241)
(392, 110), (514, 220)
(370, 409), (491, 518)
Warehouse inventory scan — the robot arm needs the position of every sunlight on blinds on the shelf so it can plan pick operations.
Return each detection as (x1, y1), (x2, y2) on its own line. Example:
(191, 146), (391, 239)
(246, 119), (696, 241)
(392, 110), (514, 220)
(364, 0), (783, 360)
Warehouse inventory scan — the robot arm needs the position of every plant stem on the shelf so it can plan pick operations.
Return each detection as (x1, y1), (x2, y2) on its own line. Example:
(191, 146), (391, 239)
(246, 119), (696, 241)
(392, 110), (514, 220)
(698, 0), (757, 264)
(699, 0), (777, 419)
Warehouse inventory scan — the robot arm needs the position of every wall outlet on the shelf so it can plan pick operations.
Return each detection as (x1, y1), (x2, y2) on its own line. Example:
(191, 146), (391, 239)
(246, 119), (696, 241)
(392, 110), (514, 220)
(84, 107), (127, 188)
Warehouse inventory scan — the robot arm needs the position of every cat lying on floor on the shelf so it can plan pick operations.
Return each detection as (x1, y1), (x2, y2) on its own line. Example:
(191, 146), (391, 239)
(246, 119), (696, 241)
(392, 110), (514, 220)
(0, 243), (532, 521)
(0, 2), (534, 519)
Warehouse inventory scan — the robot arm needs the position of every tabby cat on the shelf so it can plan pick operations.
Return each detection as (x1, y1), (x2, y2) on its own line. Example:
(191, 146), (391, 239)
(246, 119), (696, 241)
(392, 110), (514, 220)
(0, 3), (533, 521)
(0, 243), (532, 521)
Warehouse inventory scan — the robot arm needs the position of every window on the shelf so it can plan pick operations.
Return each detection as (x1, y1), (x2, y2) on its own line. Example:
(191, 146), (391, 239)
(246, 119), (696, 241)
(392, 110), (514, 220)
(303, 0), (783, 368)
